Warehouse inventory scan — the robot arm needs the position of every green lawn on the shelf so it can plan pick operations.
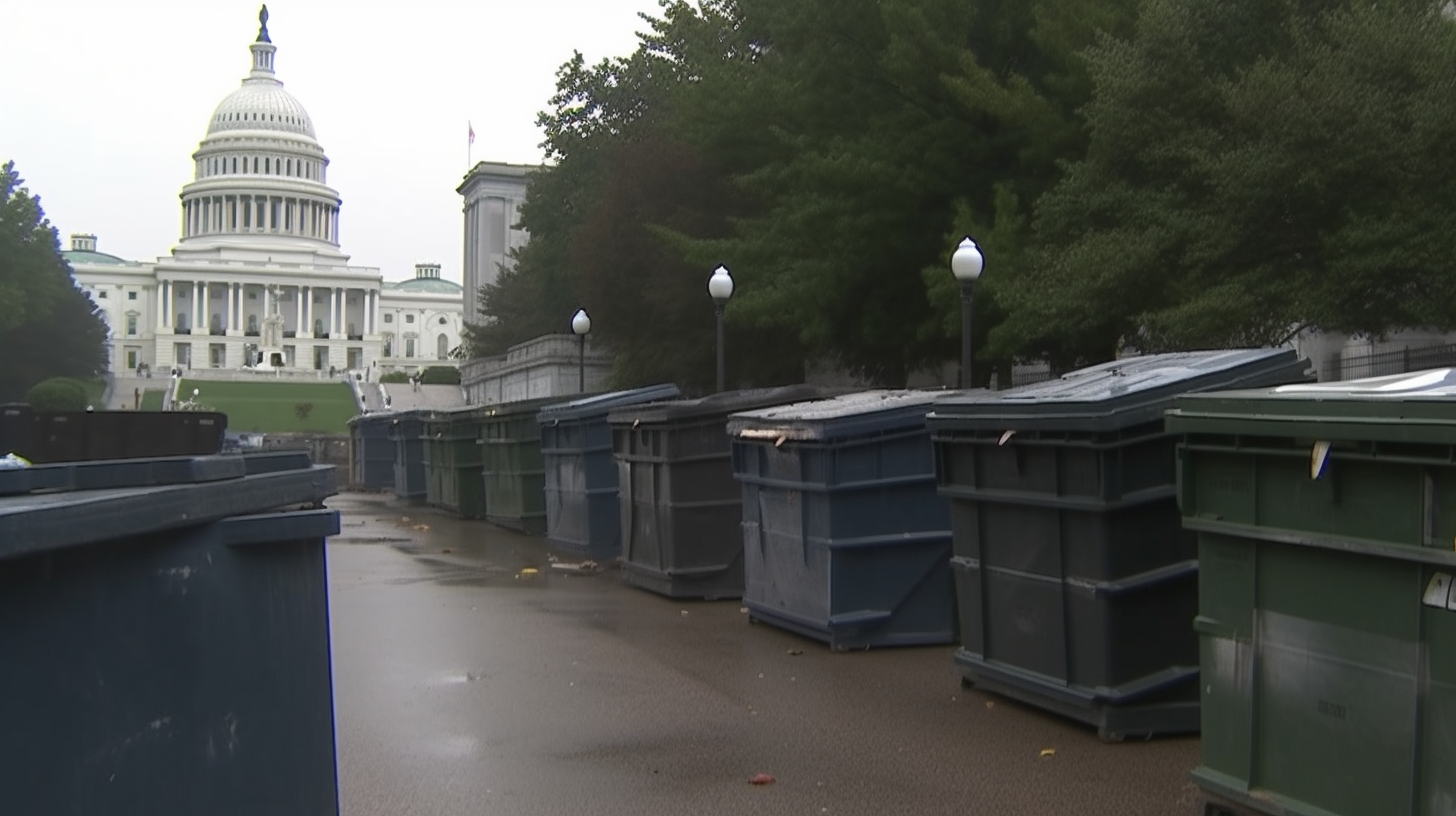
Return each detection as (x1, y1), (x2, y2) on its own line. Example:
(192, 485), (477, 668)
(179, 379), (358, 433)
(140, 389), (166, 410)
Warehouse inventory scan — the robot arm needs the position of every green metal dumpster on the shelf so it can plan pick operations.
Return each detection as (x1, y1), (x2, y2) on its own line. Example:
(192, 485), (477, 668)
(0, 451), (340, 816)
(422, 406), (490, 518)
(480, 397), (561, 534)
(347, 412), (395, 490)
(387, 410), (428, 502)
(1166, 368), (1456, 816)
(928, 349), (1311, 741)
(537, 384), (681, 560)
(729, 390), (964, 649)
(610, 385), (832, 599)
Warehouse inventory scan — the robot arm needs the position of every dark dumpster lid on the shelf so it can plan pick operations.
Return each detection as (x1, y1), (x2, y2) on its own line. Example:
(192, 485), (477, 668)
(928, 349), (1310, 433)
(1166, 367), (1456, 442)
(0, 452), (337, 560)
(538, 383), (683, 424)
(477, 394), (572, 420)
(348, 411), (398, 427)
(606, 384), (836, 426)
(727, 389), (976, 442)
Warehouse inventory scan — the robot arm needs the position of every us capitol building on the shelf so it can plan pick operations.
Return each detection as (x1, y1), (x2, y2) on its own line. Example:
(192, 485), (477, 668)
(64, 8), (464, 377)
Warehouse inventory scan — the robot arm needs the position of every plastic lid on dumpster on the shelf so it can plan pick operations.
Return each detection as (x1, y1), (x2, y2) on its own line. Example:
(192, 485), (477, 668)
(476, 394), (572, 420)
(607, 384), (836, 426)
(0, 452), (336, 559)
(538, 383), (682, 424)
(727, 389), (976, 442)
(928, 349), (1310, 432)
(1167, 367), (1456, 443)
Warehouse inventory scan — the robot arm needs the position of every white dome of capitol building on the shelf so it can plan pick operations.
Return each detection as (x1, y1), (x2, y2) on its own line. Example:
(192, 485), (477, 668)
(181, 7), (341, 254)
(62, 6), (465, 385)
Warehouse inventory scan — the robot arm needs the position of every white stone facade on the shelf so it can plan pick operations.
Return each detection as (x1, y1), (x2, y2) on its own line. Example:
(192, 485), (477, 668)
(64, 12), (462, 378)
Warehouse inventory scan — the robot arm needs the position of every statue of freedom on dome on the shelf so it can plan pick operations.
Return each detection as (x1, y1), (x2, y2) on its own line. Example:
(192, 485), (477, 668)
(257, 5), (271, 43)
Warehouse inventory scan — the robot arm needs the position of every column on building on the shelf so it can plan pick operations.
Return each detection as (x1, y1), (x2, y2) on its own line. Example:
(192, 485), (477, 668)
(302, 285), (313, 336)
(295, 285), (304, 334)
(200, 281), (210, 333)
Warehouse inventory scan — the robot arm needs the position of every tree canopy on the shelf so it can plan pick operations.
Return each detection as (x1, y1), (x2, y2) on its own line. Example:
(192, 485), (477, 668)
(0, 161), (110, 401)
(469, 0), (1456, 387)
(996, 0), (1456, 367)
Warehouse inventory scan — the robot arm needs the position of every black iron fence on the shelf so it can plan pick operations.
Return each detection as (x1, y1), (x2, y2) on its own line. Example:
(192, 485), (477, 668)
(1324, 343), (1456, 382)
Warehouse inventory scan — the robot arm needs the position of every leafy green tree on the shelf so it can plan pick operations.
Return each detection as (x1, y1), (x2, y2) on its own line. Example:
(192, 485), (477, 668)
(1000, 0), (1456, 367)
(418, 366), (461, 385)
(25, 377), (89, 412)
(0, 162), (109, 401)
(658, 0), (1138, 384)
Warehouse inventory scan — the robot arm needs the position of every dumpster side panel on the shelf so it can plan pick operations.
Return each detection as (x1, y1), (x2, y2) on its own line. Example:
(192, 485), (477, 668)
(0, 510), (339, 816)
(735, 421), (955, 648)
(1192, 532), (1256, 788)
(1425, 608), (1456, 815)
(1249, 545), (1418, 816)
(618, 421), (745, 598)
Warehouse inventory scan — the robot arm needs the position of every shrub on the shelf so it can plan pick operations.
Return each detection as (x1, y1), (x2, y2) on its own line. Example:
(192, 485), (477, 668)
(419, 366), (461, 385)
(294, 402), (315, 420)
(26, 377), (90, 412)
(380, 372), (410, 384)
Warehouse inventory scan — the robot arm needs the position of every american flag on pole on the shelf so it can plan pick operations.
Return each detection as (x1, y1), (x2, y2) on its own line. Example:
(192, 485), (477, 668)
(468, 122), (475, 145)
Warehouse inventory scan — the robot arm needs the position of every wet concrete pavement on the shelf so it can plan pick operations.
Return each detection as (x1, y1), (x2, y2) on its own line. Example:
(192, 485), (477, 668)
(327, 492), (1204, 816)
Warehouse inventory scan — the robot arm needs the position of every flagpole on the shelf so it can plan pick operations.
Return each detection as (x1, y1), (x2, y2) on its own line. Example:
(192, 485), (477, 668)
(467, 121), (474, 170)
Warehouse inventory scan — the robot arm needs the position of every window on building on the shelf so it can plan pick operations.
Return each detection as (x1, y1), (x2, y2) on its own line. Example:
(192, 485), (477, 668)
(128, 291), (137, 300)
(405, 314), (415, 324)
(126, 314), (138, 336)
(437, 334), (448, 360)
(438, 316), (447, 325)
(383, 313), (393, 323)
(97, 290), (108, 299)
(405, 337), (416, 358)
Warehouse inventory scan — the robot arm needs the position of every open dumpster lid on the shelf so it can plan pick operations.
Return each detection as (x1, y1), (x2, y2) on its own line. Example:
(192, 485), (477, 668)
(0, 452), (336, 560)
(606, 384), (836, 426)
(1166, 367), (1456, 443)
(928, 349), (1310, 433)
(538, 383), (682, 424)
(727, 389), (975, 442)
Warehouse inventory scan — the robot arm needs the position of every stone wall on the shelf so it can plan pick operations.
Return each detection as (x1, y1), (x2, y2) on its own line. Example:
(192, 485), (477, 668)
(461, 333), (612, 406)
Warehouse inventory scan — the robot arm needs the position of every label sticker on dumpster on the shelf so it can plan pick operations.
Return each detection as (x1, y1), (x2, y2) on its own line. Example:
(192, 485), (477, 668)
(1424, 573), (1453, 609)
(1310, 441), (1332, 480)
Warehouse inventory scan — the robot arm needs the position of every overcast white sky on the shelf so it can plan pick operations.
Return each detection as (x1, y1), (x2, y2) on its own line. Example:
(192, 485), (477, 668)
(2, 0), (664, 282)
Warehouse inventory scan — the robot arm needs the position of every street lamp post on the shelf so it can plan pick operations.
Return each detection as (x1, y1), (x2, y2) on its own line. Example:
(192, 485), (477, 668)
(707, 265), (734, 393)
(571, 308), (591, 393)
(950, 236), (984, 388)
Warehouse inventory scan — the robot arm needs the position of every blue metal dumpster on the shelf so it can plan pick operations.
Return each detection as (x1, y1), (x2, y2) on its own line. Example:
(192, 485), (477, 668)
(729, 390), (962, 650)
(537, 384), (680, 560)
(387, 409), (428, 502)
(347, 412), (395, 490)
(0, 451), (340, 816)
